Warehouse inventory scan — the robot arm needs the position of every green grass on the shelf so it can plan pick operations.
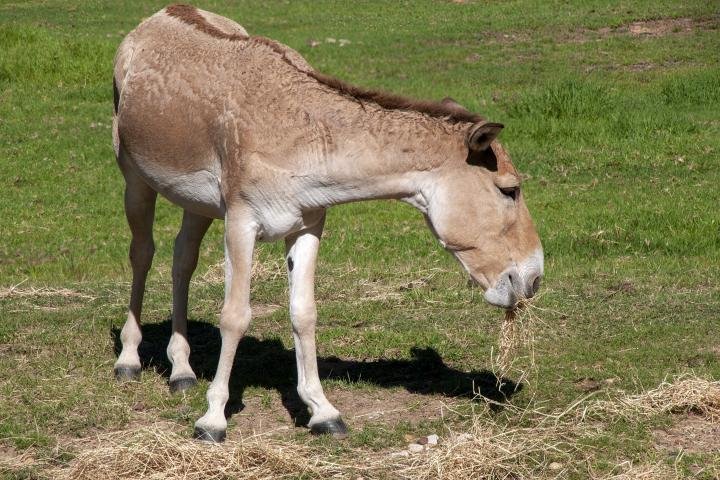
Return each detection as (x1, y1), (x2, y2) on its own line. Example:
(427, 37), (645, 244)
(1, 0), (719, 478)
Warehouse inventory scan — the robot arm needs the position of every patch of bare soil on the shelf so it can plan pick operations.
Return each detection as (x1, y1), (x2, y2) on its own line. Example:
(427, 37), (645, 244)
(0, 443), (38, 472)
(340, 388), (454, 426)
(224, 388), (459, 441)
(473, 15), (718, 47)
(653, 414), (720, 455)
(566, 16), (719, 44)
(626, 61), (657, 72)
(626, 17), (718, 37)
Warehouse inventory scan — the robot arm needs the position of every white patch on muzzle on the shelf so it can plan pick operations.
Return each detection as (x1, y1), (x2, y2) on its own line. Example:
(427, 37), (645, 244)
(484, 249), (544, 308)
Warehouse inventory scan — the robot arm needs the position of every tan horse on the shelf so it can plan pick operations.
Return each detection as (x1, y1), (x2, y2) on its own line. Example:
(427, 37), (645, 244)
(112, 4), (543, 442)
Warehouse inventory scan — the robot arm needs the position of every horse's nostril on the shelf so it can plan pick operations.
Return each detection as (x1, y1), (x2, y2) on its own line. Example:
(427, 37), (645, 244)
(531, 275), (542, 295)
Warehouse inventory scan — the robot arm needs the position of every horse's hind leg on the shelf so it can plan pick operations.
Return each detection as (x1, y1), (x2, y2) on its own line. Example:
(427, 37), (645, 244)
(167, 210), (213, 393)
(114, 167), (157, 381)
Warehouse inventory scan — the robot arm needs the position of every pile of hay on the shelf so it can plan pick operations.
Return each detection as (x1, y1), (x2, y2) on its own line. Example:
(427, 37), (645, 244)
(54, 426), (342, 480)
(586, 374), (720, 421)
(397, 414), (577, 479)
(50, 375), (719, 479)
(54, 417), (579, 480)
(400, 375), (720, 479)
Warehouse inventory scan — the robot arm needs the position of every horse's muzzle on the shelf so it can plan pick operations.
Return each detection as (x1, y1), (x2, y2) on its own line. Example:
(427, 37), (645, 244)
(484, 250), (544, 309)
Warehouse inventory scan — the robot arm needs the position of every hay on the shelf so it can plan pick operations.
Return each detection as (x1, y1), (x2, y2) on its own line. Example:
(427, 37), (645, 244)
(198, 255), (285, 285)
(493, 300), (541, 385)
(49, 376), (720, 480)
(601, 463), (681, 480)
(398, 414), (578, 479)
(0, 281), (96, 301)
(406, 375), (720, 479)
(53, 425), (342, 480)
(584, 374), (720, 422)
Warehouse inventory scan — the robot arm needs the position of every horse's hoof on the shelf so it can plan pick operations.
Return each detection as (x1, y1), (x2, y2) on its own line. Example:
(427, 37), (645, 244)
(310, 417), (348, 439)
(193, 426), (226, 443)
(169, 376), (197, 393)
(114, 365), (141, 382)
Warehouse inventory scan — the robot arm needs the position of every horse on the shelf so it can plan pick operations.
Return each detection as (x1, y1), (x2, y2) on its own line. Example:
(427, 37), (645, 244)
(112, 4), (543, 442)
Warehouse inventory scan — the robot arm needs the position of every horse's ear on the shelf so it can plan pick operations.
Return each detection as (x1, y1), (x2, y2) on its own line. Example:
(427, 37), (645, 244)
(466, 121), (504, 152)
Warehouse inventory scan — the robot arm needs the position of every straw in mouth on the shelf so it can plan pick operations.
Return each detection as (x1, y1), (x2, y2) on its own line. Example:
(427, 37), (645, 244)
(494, 299), (539, 386)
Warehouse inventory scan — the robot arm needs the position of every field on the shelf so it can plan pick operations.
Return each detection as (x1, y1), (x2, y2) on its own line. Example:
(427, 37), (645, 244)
(1, 0), (719, 478)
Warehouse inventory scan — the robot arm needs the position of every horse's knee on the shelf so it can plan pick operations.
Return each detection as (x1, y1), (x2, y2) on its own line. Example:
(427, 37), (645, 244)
(219, 304), (251, 337)
(290, 303), (317, 336)
(129, 238), (154, 272)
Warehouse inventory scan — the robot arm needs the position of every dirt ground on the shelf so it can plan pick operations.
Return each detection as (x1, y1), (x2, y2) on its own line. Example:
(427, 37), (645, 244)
(570, 16), (719, 43)
(653, 414), (720, 455)
(223, 387), (460, 440)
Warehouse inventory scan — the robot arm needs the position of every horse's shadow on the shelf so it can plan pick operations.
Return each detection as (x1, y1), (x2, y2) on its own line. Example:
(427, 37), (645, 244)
(112, 319), (521, 426)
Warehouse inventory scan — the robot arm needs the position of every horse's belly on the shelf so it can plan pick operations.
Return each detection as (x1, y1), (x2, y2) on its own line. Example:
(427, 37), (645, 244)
(126, 152), (226, 219)
(160, 169), (226, 219)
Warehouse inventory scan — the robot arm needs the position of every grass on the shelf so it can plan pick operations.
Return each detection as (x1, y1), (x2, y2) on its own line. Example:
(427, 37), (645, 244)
(1, 0), (719, 478)
(34, 377), (720, 479)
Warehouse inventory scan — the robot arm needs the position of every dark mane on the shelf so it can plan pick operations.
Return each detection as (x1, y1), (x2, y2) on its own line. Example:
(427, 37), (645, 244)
(166, 4), (248, 41)
(165, 4), (483, 124)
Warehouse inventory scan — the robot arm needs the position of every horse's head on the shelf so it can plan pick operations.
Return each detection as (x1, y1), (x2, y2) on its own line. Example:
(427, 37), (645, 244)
(422, 119), (543, 309)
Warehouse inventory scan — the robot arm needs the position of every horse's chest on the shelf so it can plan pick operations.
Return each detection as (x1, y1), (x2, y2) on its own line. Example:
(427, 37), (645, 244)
(255, 206), (324, 242)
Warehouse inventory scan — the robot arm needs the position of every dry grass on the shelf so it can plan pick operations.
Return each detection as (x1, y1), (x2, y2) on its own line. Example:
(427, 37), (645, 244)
(398, 415), (577, 479)
(0, 280), (96, 301)
(53, 424), (342, 480)
(492, 298), (547, 386)
(401, 375), (720, 479)
(584, 374), (720, 422)
(47, 376), (720, 480)
(599, 462), (681, 480)
(198, 255), (286, 286)
(0, 281), (98, 313)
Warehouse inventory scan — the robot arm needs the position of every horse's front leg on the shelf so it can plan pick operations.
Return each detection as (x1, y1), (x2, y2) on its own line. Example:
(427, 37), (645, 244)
(193, 207), (256, 442)
(285, 214), (347, 438)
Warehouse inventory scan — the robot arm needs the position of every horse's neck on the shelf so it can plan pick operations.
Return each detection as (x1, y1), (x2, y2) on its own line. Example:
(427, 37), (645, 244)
(292, 107), (468, 208)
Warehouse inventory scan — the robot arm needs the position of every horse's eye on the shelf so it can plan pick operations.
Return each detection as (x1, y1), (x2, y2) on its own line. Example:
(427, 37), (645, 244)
(499, 186), (519, 201)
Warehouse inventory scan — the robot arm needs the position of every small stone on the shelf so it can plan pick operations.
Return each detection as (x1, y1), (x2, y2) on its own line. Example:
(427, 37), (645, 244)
(426, 434), (439, 445)
(408, 443), (424, 453)
(549, 462), (563, 471)
(417, 436), (428, 445)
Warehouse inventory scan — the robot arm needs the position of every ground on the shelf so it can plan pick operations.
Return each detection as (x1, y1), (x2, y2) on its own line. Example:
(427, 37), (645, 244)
(1, 0), (719, 478)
